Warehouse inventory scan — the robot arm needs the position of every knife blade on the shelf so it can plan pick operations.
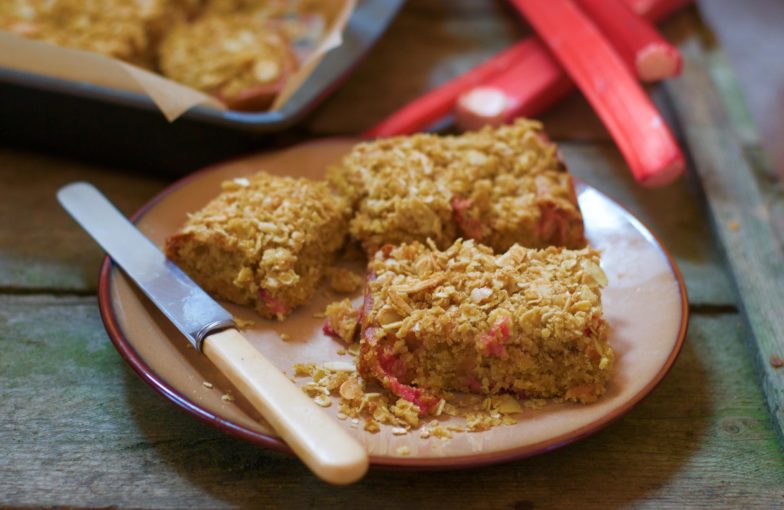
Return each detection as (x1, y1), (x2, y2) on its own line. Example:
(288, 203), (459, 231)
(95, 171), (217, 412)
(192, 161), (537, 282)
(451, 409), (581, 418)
(57, 182), (369, 485)
(57, 182), (235, 350)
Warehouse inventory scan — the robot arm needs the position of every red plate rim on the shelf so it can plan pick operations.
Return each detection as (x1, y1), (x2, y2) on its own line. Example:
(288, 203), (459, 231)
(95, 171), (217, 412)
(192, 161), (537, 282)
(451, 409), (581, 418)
(97, 138), (690, 470)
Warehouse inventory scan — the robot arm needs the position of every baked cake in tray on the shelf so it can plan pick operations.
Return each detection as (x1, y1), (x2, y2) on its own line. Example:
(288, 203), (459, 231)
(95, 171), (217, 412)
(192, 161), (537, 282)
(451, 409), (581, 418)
(327, 119), (586, 255)
(158, 12), (297, 111)
(357, 239), (613, 414)
(165, 171), (350, 320)
(0, 0), (199, 68)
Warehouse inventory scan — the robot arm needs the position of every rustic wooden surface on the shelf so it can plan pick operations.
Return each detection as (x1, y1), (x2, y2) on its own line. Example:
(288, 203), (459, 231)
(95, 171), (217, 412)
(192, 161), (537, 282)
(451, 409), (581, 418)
(697, 0), (784, 179)
(663, 16), (784, 444)
(0, 2), (782, 509)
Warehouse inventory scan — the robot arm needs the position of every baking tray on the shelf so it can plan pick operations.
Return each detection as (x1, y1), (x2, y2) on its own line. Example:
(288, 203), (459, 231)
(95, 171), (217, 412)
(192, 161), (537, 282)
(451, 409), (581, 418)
(0, 0), (404, 175)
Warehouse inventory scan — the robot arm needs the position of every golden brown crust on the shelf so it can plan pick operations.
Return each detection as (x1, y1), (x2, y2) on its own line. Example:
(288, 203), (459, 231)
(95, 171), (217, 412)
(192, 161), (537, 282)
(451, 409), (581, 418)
(328, 119), (586, 254)
(358, 239), (613, 412)
(165, 172), (351, 320)
(158, 13), (297, 110)
(322, 298), (360, 343)
(0, 0), (198, 68)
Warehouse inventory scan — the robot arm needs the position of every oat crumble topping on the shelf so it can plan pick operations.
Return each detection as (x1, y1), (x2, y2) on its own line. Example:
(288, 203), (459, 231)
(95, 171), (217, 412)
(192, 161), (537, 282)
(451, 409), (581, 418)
(325, 266), (364, 294)
(328, 119), (585, 254)
(165, 171), (350, 320)
(233, 316), (256, 329)
(158, 120), (614, 439)
(293, 359), (544, 437)
(0, 0), (198, 68)
(358, 239), (613, 412)
(1, 0), (339, 109)
(322, 298), (360, 343)
(158, 13), (296, 109)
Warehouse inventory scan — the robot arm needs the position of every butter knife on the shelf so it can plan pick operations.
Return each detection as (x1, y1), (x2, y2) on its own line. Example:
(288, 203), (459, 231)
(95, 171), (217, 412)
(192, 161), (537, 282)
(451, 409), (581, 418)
(57, 182), (368, 485)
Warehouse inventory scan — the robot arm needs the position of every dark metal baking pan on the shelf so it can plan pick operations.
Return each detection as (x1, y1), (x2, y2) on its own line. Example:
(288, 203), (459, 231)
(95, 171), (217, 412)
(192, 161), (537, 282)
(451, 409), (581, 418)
(0, 0), (404, 174)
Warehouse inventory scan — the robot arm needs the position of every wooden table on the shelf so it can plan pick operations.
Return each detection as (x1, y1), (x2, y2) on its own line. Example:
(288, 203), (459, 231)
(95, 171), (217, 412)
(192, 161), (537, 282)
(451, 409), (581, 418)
(1, 3), (782, 508)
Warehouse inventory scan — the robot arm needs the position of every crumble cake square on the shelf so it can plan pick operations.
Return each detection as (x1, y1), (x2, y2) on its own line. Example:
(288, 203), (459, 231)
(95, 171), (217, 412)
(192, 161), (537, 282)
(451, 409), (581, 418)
(327, 119), (585, 254)
(357, 239), (613, 414)
(165, 171), (350, 320)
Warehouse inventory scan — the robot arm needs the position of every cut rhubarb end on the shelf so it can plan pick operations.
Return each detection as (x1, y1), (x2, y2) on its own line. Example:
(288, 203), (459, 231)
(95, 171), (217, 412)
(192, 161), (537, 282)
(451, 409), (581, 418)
(372, 341), (440, 414)
(479, 316), (511, 358)
(455, 0), (691, 132)
(511, 0), (685, 185)
(639, 154), (685, 187)
(636, 44), (684, 81)
(363, 42), (533, 138)
(455, 39), (570, 131)
(455, 86), (509, 131)
(576, 0), (683, 82)
(366, 0), (691, 138)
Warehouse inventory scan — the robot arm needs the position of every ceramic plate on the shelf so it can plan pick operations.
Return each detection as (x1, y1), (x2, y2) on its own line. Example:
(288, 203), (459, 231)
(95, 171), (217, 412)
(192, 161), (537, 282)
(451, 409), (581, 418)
(98, 139), (688, 468)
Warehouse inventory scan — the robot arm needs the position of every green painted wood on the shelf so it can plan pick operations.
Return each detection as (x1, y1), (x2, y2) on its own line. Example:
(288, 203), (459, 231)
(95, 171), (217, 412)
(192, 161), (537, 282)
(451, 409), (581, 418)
(664, 29), (784, 443)
(705, 51), (762, 149)
(1, 296), (781, 508)
(702, 48), (784, 251)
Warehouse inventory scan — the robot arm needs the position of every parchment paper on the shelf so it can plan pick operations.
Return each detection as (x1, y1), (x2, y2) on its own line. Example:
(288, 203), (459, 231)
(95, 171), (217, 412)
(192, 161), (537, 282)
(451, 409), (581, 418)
(0, 0), (355, 122)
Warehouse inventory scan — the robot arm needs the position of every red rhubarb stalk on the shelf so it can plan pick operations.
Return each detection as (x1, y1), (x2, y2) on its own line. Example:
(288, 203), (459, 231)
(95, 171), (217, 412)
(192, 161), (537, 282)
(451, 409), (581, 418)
(509, 0), (683, 186)
(368, 0), (690, 138)
(577, 0), (682, 82)
(455, 39), (569, 131)
(456, 0), (689, 131)
(362, 42), (535, 138)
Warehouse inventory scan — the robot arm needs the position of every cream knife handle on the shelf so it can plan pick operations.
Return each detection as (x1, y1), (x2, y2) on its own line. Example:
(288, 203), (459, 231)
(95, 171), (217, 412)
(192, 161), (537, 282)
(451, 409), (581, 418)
(203, 328), (368, 484)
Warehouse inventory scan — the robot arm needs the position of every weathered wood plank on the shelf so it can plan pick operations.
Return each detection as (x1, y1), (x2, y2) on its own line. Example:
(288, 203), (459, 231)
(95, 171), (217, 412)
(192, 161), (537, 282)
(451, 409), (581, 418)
(664, 27), (784, 443)
(702, 49), (784, 248)
(0, 149), (166, 292)
(704, 51), (761, 149)
(1, 296), (782, 509)
(697, 0), (784, 177)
